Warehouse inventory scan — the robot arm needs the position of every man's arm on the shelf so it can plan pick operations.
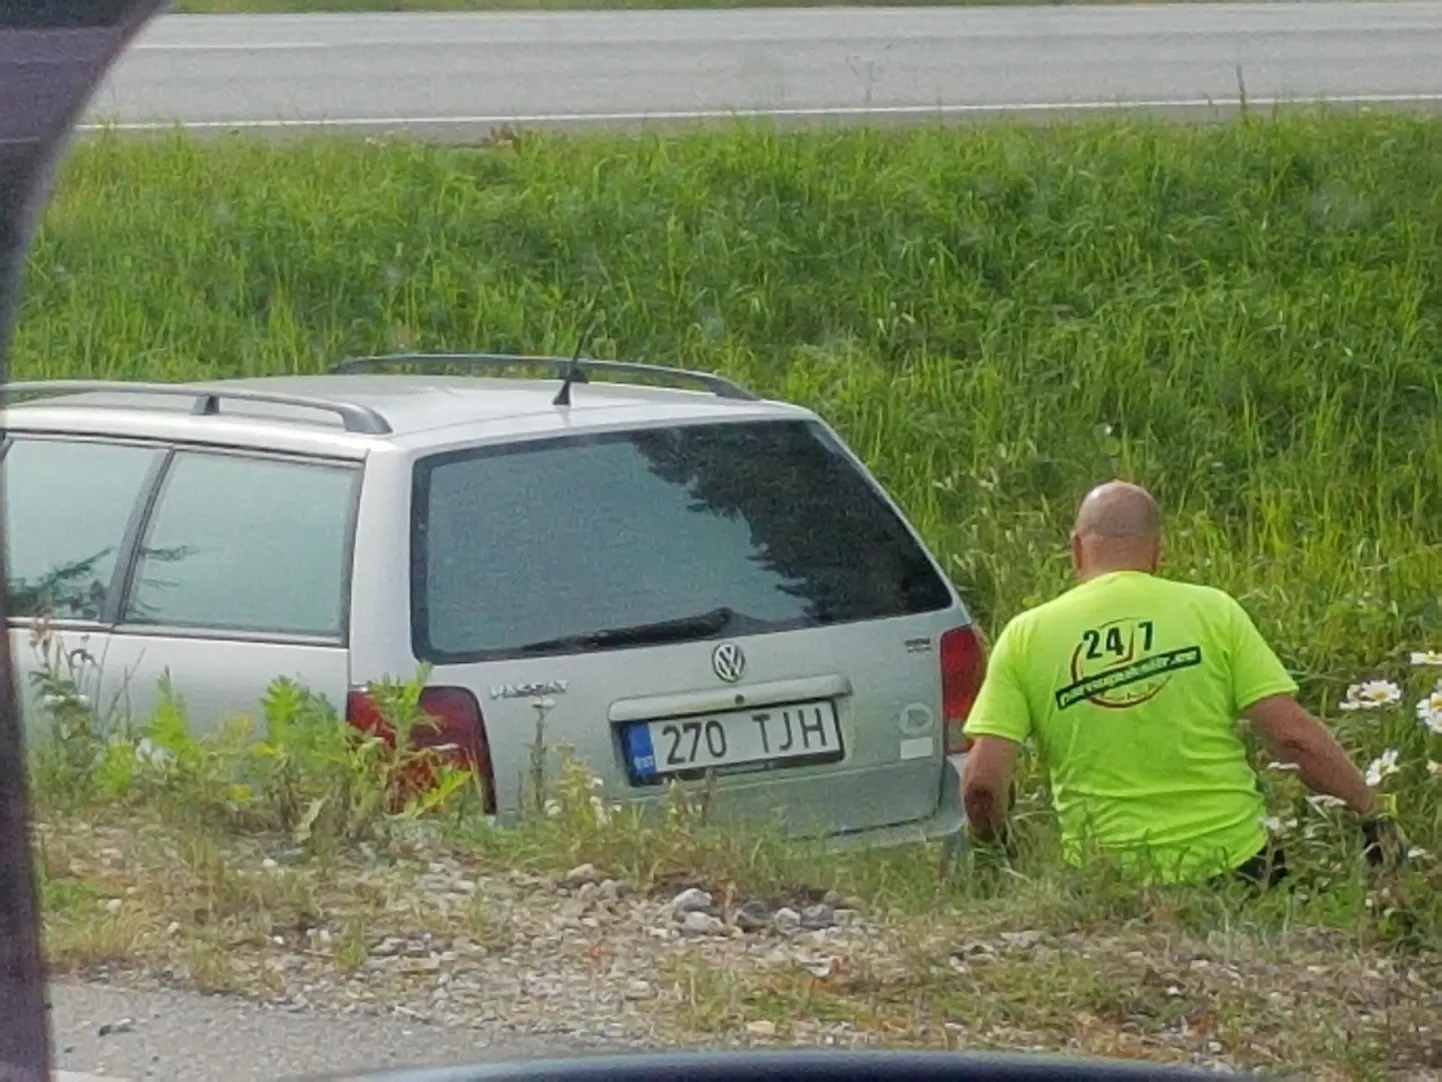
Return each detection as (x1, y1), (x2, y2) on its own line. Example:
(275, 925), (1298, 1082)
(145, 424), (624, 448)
(960, 619), (1031, 849)
(1225, 596), (1376, 817)
(962, 736), (1020, 845)
(1244, 693), (1374, 815)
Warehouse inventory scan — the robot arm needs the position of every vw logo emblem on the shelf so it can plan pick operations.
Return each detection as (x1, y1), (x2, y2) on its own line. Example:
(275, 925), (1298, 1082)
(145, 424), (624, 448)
(711, 641), (746, 683)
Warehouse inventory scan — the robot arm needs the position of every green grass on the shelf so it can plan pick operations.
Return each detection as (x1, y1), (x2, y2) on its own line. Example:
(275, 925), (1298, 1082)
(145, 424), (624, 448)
(21, 115), (1442, 686)
(16, 112), (1442, 1074)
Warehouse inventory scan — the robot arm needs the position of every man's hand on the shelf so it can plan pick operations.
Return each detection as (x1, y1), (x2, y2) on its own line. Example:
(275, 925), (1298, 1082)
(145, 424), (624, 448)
(962, 735), (1021, 852)
(1360, 792), (1411, 869)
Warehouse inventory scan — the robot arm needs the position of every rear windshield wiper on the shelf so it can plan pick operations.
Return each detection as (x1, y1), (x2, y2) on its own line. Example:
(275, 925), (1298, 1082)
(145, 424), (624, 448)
(516, 606), (739, 655)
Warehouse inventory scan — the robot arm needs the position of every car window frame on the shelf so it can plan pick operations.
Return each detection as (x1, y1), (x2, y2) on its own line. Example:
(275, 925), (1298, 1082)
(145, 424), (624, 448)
(0, 430), (170, 629)
(408, 416), (955, 666)
(111, 442), (365, 647)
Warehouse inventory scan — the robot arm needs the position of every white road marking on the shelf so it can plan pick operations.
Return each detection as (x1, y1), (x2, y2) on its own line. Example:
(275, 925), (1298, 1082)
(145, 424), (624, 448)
(77, 90), (1442, 133)
(57, 1072), (131, 1082)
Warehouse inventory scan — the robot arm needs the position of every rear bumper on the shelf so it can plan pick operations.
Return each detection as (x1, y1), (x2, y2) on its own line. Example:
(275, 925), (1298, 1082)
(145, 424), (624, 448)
(484, 754), (970, 852)
(812, 753), (968, 855)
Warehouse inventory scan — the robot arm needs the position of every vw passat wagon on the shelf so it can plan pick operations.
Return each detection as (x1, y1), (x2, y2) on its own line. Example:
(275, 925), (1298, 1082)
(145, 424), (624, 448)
(2, 356), (985, 847)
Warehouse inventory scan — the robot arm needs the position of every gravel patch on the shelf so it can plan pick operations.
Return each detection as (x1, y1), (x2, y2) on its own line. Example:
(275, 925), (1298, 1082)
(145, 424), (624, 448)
(39, 818), (887, 1050)
(36, 816), (1442, 1077)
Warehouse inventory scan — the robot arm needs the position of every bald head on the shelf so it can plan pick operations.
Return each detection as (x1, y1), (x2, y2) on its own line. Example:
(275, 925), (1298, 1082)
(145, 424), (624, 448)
(1070, 481), (1162, 580)
(1074, 481), (1161, 542)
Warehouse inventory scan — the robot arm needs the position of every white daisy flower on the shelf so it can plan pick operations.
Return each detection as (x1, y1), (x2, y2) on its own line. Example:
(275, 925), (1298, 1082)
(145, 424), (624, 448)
(1409, 650), (1442, 667)
(1365, 748), (1401, 788)
(134, 737), (174, 768)
(1427, 760), (1441, 777)
(1417, 691), (1442, 735)
(1266, 760), (1301, 773)
(589, 795), (611, 824)
(1307, 794), (1348, 812)
(1340, 680), (1402, 711)
(1264, 816), (1297, 836)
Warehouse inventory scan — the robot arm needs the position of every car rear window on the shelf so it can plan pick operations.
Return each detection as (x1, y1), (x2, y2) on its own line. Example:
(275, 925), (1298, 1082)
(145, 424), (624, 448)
(412, 419), (952, 662)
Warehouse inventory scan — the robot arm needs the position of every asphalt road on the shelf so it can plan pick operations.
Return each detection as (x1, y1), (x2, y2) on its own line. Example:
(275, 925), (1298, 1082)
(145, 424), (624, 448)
(79, 2), (1442, 139)
(48, 979), (606, 1082)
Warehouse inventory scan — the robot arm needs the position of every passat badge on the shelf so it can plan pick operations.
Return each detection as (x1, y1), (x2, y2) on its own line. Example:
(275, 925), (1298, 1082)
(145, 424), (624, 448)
(489, 680), (569, 700)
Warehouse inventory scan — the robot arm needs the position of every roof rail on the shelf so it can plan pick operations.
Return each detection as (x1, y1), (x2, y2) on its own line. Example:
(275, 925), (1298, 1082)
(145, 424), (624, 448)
(0, 380), (392, 435)
(329, 353), (759, 402)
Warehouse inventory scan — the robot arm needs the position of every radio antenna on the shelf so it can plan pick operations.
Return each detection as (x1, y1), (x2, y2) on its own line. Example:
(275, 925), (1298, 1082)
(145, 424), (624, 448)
(553, 297), (600, 407)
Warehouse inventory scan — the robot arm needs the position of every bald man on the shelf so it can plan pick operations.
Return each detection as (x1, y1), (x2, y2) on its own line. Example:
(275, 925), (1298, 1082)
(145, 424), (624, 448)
(961, 481), (1398, 886)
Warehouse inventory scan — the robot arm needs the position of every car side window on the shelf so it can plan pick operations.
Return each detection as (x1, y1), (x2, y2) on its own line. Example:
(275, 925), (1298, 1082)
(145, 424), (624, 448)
(3, 437), (162, 622)
(122, 451), (359, 638)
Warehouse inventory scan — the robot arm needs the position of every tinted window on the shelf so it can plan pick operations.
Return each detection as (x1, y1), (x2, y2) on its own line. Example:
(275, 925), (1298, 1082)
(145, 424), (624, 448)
(123, 452), (358, 637)
(414, 420), (951, 661)
(3, 437), (161, 621)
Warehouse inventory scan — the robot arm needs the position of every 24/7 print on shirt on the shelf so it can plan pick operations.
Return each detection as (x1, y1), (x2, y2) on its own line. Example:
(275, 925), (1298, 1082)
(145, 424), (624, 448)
(1055, 617), (1203, 711)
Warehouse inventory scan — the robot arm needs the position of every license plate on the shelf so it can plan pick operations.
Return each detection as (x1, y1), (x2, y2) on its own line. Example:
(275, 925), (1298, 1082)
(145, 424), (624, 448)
(623, 700), (843, 782)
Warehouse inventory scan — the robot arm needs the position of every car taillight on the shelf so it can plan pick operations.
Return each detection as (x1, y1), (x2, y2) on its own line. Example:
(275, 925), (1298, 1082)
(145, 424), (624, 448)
(940, 625), (985, 755)
(345, 686), (496, 815)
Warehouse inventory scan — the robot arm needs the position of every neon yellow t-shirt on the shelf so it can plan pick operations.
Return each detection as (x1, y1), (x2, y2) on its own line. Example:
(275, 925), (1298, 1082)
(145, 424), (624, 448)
(963, 570), (1299, 884)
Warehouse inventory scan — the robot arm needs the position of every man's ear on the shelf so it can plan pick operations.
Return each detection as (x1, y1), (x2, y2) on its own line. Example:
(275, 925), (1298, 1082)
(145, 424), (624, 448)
(1069, 531), (1083, 575)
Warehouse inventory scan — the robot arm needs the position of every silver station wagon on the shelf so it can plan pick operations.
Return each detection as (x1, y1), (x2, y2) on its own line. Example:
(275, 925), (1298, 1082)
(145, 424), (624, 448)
(2, 356), (985, 847)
